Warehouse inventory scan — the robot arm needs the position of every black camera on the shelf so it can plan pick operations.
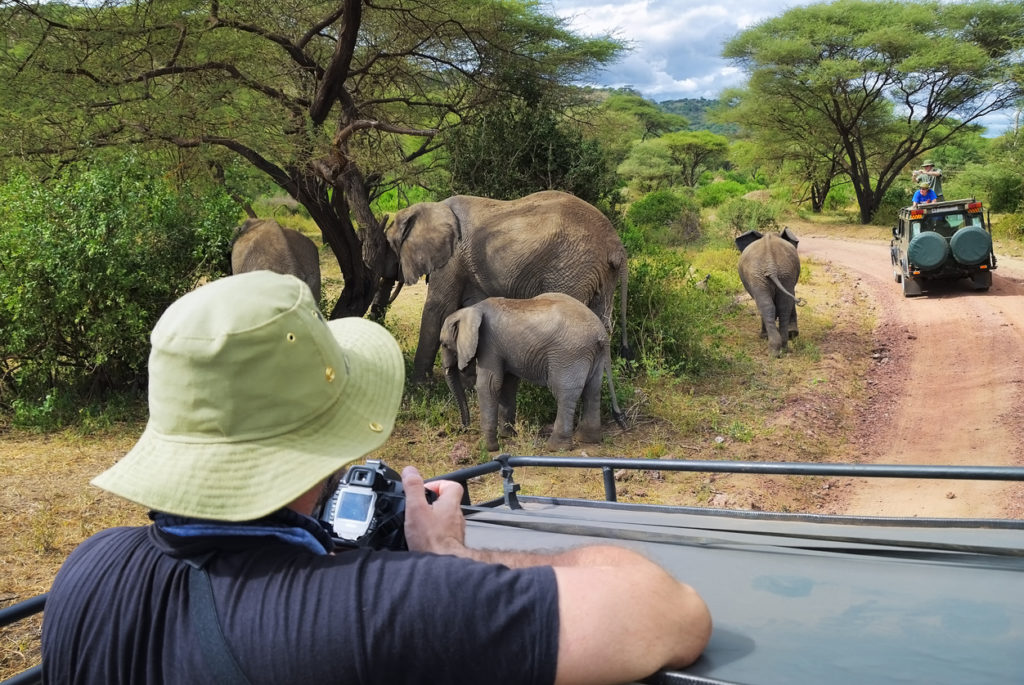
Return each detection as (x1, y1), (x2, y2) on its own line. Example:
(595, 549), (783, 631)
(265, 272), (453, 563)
(317, 460), (434, 551)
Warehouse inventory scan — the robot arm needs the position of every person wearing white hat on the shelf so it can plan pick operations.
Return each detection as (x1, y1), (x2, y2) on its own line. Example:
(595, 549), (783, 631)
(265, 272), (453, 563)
(41, 270), (710, 685)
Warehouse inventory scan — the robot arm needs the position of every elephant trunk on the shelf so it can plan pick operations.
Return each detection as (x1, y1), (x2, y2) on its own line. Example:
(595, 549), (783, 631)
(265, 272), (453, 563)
(444, 362), (472, 427)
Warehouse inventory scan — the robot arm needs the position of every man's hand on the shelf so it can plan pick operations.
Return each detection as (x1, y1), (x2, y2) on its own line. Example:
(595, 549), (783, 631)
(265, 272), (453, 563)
(402, 466), (467, 555)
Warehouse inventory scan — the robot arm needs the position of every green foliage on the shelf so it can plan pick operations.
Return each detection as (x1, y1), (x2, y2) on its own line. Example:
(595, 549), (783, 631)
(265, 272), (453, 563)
(697, 181), (749, 208)
(722, 0), (1024, 223)
(0, 156), (238, 411)
(657, 98), (739, 136)
(991, 211), (1024, 241)
(824, 184), (854, 212)
(951, 163), (1024, 212)
(445, 101), (618, 208)
(627, 191), (703, 249)
(625, 249), (729, 377)
(872, 184), (912, 225)
(627, 190), (686, 229)
(716, 197), (779, 234)
(1, 0), (625, 319)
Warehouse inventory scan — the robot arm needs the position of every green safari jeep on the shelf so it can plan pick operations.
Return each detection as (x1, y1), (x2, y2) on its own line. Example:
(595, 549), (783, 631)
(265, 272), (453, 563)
(890, 198), (996, 297)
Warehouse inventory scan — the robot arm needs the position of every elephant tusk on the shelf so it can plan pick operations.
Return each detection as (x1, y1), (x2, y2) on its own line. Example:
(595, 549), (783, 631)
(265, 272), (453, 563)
(387, 280), (404, 304)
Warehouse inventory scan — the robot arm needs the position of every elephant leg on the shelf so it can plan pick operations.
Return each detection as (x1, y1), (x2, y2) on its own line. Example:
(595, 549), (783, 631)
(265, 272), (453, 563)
(498, 374), (519, 438)
(547, 368), (586, 451)
(575, 364), (604, 444)
(476, 370), (503, 452)
(775, 293), (796, 350)
(754, 297), (783, 352)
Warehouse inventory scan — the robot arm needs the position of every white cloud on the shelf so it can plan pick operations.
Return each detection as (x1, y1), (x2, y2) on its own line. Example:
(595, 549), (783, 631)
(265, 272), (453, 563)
(547, 0), (785, 101)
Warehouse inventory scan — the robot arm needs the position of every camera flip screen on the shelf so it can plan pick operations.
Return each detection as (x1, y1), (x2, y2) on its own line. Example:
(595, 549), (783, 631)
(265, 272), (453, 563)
(338, 490), (374, 522)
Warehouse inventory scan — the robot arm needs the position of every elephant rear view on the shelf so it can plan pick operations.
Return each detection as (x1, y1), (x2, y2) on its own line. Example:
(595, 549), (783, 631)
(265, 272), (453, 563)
(231, 218), (322, 302)
(736, 228), (802, 354)
(440, 293), (627, 452)
(386, 191), (629, 381)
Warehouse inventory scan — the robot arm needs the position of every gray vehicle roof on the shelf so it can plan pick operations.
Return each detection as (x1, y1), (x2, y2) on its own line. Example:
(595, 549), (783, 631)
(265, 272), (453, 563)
(453, 459), (1024, 685)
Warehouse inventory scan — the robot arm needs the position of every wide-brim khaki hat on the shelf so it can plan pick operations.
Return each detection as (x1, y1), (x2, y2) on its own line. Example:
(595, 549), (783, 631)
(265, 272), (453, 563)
(92, 271), (405, 521)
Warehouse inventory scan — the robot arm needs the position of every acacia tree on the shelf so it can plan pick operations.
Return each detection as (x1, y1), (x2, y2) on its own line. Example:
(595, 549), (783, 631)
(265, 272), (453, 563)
(0, 0), (620, 318)
(723, 0), (1024, 222)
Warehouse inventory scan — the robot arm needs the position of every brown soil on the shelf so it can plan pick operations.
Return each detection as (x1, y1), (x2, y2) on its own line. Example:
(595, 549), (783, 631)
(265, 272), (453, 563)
(794, 223), (1024, 518)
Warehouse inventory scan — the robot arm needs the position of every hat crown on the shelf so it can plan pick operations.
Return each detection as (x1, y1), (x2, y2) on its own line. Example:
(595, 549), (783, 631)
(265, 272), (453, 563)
(148, 272), (343, 442)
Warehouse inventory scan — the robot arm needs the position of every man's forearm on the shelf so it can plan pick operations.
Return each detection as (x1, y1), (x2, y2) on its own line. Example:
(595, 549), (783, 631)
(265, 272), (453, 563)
(443, 542), (651, 569)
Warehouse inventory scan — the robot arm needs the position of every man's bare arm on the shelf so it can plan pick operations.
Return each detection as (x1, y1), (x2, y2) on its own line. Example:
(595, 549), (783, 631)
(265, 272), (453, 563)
(402, 467), (712, 685)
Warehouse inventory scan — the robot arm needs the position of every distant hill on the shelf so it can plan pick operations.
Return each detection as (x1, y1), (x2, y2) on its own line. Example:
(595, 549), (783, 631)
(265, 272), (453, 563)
(657, 98), (738, 137)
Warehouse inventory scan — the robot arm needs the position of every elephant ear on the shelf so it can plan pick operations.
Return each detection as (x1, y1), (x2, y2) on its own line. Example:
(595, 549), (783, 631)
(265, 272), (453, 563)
(386, 203), (461, 285)
(735, 230), (763, 253)
(780, 226), (800, 249)
(448, 307), (482, 372)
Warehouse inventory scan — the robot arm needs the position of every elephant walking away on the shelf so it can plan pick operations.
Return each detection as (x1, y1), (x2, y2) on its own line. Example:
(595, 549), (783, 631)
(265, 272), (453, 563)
(386, 190), (629, 382)
(735, 227), (802, 355)
(231, 218), (322, 302)
(440, 293), (628, 452)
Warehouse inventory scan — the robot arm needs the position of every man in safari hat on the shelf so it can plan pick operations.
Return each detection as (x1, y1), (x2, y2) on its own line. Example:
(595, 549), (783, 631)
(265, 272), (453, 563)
(911, 159), (944, 201)
(41, 270), (710, 685)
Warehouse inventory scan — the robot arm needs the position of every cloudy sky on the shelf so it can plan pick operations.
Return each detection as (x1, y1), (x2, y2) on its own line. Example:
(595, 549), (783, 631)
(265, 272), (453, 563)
(546, 0), (1017, 135)
(546, 0), (802, 101)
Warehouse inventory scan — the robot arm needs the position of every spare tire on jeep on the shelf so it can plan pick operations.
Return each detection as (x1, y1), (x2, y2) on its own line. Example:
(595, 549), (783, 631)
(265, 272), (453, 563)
(907, 231), (949, 271)
(950, 226), (992, 266)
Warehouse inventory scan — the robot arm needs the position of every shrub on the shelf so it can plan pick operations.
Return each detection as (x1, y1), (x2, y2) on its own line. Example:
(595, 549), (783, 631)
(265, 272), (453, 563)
(952, 163), (1024, 212)
(696, 180), (747, 208)
(0, 156), (239, 416)
(626, 190), (702, 249)
(871, 184), (909, 225)
(716, 197), (779, 235)
(627, 190), (685, 229)
(624, 249), (728, 377)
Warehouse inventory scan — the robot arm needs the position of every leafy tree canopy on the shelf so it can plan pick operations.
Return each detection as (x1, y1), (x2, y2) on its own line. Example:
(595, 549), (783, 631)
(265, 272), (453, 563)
(722, 0), (1024, 222)
(0, 0), (622, 317)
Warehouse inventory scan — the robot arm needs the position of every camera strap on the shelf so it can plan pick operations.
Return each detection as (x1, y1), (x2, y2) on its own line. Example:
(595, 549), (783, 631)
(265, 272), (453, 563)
(185, 553), (253, 685)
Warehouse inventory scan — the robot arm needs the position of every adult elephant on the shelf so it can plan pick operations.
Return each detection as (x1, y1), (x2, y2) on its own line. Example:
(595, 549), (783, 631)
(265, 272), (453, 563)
(735, 227), (802, 355)
(231, 218), (322, 302)
(386, 190), (629, 381)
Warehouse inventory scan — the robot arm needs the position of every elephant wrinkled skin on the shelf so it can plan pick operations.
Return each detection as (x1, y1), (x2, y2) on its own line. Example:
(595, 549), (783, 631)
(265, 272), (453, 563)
(231, 218), (322, 302)
(440, 293), (627, 452)
(736, 228), (801, 354)
(386, 190), (629, 381)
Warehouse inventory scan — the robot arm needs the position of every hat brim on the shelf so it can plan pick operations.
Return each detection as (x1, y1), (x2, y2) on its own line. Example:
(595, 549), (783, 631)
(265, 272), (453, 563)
(91, 317), (405, 521)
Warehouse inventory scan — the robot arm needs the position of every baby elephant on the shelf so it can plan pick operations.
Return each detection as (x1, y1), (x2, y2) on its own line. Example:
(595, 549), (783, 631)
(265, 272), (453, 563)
(440, 293), (627, 452)
(736, 227), (802, 355)
(231, 218), (322, 302)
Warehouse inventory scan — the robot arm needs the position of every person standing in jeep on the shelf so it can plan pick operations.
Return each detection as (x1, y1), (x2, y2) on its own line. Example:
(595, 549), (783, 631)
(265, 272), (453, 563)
(911, 160), (944, 201)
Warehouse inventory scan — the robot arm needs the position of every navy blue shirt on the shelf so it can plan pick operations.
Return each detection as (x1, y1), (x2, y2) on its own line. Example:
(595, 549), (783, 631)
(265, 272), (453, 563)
(41, 513), (559, 684)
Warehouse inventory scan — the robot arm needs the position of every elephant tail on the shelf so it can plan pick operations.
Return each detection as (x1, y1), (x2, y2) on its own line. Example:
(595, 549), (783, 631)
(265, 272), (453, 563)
(603, 347), (628, 431)
(768, 273), (806, 306)
(617, 260), (634, 360)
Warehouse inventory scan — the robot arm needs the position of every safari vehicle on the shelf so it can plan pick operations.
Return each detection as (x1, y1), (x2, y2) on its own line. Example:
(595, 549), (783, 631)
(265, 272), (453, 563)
(4, 455), (1024, 685)
(890, 198), (996, 297)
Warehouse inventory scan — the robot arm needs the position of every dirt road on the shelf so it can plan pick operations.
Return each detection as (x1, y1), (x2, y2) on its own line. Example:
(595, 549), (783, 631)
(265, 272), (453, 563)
(799, 231), (1024, 518)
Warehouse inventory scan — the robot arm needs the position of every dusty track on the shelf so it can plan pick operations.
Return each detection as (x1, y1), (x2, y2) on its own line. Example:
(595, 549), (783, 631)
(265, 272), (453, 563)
(799, 231), (1024, 518)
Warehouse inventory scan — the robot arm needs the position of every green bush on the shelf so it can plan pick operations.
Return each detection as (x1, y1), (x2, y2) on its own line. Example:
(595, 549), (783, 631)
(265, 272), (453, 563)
(872, 184), (909, 225)
(696, 180), (748, 208)
(627, 190), (685, 229)
(953, 163), (1024, 212)
(716, 197), (779, 235)
(626, 190), (702, 249)
(624, 249), (728, 377)
(0, 156), (239, 416)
